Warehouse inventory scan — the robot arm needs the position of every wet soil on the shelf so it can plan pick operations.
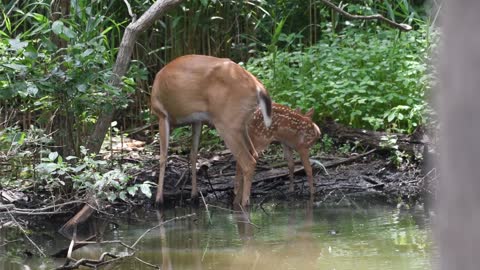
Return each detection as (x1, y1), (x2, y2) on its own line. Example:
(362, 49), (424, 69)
(134, 143), (434, 209)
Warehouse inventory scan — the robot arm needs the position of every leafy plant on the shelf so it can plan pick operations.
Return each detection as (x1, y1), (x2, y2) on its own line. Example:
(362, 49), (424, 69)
(321, 134), (335, 153)
(0, 1), (144, 156)
(379, 134), (410, 167)
(247, 25), (436, 134)
(35, 147), (154, 202)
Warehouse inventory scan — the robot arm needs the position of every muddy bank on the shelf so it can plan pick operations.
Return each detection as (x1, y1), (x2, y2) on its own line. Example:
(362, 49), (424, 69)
(0, 138), (435, 228)
(134, 145), (434, 208)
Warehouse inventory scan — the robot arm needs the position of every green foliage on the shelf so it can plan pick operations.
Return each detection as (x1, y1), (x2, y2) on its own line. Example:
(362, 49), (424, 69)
(0, 1), (146, 154)
(247, 26), (436, 134)
(0, 126), (153, 202)
(0, 125), (52, 188)
(35, 147), (154, 201)
(379, 134), (410, 167)
(320, 134), (335, 153)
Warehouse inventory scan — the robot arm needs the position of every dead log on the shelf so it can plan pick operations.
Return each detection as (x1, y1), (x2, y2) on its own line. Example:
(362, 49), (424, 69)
(321, 119), (426, 155)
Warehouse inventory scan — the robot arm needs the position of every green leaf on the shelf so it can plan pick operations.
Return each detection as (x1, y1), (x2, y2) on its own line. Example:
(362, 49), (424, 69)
(39, 163), (58, 174)
(52, 21), (64, 35)
(127, 186), (138, 196)
(140, 184), (152, 198)
(200, 0), (208, 7)
(3, 63), (27, 72)
(27, 84), (38, 96)
(119, 191), (127, 201)
(81, 48), (93, 57)
(63, 26), (76, 39)
(76, 84), (87, 92)
(387, 112), (396, 123)
(107, 193), (117, 202)
(49, 152), (59, 161)
(8, 38), (28, 51)
(73, 164), (87, 173)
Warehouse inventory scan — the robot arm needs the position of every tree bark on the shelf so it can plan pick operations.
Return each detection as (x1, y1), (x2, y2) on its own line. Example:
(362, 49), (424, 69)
(50, 0), (76, 157)
(321, 119), (426, 155)
(63, 0), (183, 232)
(86, 0), (183, 154)
(437, 1), (480, 269)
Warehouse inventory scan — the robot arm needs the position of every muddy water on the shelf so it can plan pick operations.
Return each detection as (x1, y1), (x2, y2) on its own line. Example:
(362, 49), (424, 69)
(0, 202), (432, 270)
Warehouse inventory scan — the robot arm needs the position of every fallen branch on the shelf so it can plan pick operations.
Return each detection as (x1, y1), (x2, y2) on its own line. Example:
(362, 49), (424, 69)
(5, 208), (46, 257)
(320, 0), (412, 31)
(0, 200), (81, 216)
(322, 149), (377, 168)
(131, 213), (196, 248)
(57, 213), (196, 269)
(322, 119), (426, 155)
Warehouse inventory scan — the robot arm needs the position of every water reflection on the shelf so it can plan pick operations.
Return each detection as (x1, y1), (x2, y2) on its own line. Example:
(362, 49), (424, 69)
(0, 202), (432, 270)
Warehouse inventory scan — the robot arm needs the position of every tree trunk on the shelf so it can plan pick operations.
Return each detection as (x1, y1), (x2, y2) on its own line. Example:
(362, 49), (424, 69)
(86, 0), (184, 154)
(50, 0), (76, 157)
(62, 0), (183, 233)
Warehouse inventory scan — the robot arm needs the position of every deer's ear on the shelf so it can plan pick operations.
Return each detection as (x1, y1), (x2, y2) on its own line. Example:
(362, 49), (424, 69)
(304, 108), (315, 118)
(294, 107), (302, 114)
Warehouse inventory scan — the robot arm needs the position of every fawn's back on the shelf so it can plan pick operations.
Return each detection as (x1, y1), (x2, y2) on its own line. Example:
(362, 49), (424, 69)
(248, 103), (321, 153)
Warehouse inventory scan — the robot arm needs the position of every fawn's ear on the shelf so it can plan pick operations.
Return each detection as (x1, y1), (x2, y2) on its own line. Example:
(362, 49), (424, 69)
(294, 107), (302, 114)
(304, 107), (315, 118)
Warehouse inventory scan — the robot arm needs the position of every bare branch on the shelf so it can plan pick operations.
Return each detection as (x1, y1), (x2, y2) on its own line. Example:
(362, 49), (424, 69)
(56, 213), (196, 269)
(131, 213), (196, 248)
(123, 0), (136, 21)
(0, 200), (85, 216)
(134, 256), (161, 269)
(320, 0), (413, 31)
(6, 208), (46, 257)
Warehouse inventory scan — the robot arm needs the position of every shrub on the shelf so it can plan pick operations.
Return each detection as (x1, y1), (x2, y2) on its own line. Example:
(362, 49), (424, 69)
(246, 26), (436, 134)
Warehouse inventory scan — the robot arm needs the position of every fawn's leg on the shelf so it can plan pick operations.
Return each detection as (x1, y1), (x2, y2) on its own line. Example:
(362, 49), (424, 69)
(282, 144), (295, 192)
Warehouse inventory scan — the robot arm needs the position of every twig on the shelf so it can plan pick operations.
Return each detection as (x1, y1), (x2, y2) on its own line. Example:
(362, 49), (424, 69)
(64, 226), (77, 266)
(238, 205), (260, 229)
(5, 208), (46, 257)
(324, 149), (377, 168)
(319, 0), (413, 31)
(131, 213), (196, 248)
(205, 175), (220, 201)
(208, 204), (242, 213)
(123, 0), (137, 21)
(0, 239), (21, 248)
(0, 200), (84, 214)
(199, 190), (211, 224)
(336, 189), (361, 209)
(76, 240), (136, 250)
(316, 189), (337, 205)
(0, 0), (19, 27)
(57, 252), (123, 269)
(310, 159), (329, 175)
(58, 218), (176, 270)
(174, 168), (188, 188)
(135, 256), (161, 269)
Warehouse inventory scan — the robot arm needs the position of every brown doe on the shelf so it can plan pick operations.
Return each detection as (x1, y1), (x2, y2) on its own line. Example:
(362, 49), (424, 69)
(150, 55), (272, 207)
(234, 103), (321, 198)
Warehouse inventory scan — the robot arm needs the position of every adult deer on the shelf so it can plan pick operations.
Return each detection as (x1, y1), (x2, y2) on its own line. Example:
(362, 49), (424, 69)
(151, 55), (272, 207)
(234, 103), (321, 198)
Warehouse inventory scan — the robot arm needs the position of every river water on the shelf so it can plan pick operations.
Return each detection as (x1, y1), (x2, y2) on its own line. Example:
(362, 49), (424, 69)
(0, 201), (432, 269)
